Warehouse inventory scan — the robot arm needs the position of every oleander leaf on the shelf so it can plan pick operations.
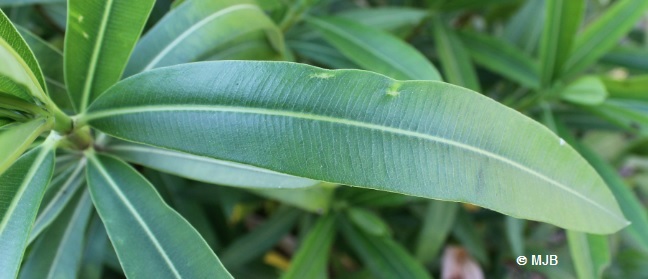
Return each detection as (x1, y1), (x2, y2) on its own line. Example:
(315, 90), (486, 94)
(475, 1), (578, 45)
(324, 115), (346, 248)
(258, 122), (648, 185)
(19, 190), (93, 279)
(539, 0), (583, 86)
(84, 61), (627, 234)
(307, 16), (440, 80)
(560, 76), (608, 106)
(347, 207), (389, 236)
(0, 9), (46, 101)
(601, 75), (648, 100)
(0, 139), (55, 278)
(459, 31), (539, 88)
(0, 117), (49, 175)
(64, 0), (155, 112)
(601, 46), (648, 71)
(336, 7), (428, 36)
(431, 17), (480, 91)
(567, 231), (610, 279)
(503, 0), (544, 55)
(124, 0), (284, 76)
(86, 153), (233, 278)
(564, 0), (648, 77)
(0, 0), (64, 6)
(415, 200), (459, 262)
(282, 214), (336, 279)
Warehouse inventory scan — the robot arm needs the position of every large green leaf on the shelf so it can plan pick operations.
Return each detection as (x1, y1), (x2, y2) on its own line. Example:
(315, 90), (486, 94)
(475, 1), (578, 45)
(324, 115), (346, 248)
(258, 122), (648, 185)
(19, 190), (92, 279)
(564, 0), (648, 77)
(0, 117), (49, 175)
(340, 216), (431, 279)
(539, 0), (583, 86)
(0, 138), (55, 278)
(83, 61), (627, 234)
(459, 31), (539, 89)
(0, 9), (46, 101)
(432, 17), (480, 91)
(281, 214), (337, 279)
(64, 0), (155, 112)
(124, 0), (284, 76)
(307, 16), (440, 80)
(567, 231), (610, 279)
(85, 153), (233, 278)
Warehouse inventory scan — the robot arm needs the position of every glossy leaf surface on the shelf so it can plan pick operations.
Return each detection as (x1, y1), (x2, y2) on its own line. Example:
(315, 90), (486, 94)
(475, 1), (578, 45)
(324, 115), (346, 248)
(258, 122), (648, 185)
(85, 61), (627, 233)
(0, 117), (49, 175)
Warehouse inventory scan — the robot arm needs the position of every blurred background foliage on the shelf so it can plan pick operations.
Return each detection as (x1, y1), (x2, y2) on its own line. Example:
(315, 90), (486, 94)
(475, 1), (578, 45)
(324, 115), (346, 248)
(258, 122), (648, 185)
(2, 0), (648, 278)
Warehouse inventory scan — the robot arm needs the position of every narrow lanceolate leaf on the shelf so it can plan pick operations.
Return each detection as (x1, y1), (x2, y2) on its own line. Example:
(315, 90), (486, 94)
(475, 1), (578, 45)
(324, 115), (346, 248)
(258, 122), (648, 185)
(432, 17), (480, 91)
(560, 76), (608, 106)
(221, 207), (301, 268)
(0, 9), (47, 101)
(539, 0), (583, 86)
(506, 217), (526, 256)
(19, 190), (93, 279)
(0, 0), (64, 6)
(503, 0), (544, 55)
(307, 16), (440, 81)
(567, 231), (610, 279)
(460, 31), (539, 89)
(340, 216), (431, 279)
(557, 122), (648, 252)
(64, 0), (155, 112)
(600, 46), (648, 71)
(105, 141), (318, 189)
(86, 153), (233, 278)
(282, 214), (337, 279)
(415, 200), (459, 262)
(17, 26), (72, 111)
(564, 0), (648, 77)
(0, 117), (49, 175)
(125, 0), (284, 76)
(336, 7), (429, 36)
(28, 159), (86, 244)
(79, 214), (108, 279)
(347, 207), (389, 236)
(84, 61), (628, 234)
(0, 138), (56, 278)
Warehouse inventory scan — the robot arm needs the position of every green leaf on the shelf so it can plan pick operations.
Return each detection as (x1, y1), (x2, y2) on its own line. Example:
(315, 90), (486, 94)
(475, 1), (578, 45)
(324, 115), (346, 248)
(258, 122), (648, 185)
(307, 16), (440, 80)
(347, 207), (389, 236)
(85, 153), (233, 278)
(84, 61), (628, 234)
(336, 7), (428, 36)
(601, 46), (648, 71)
(557, 121), (648, 252)
(459, 31), (539, 88)
(221, 207), (301, 268)
(250, 186), (334, 213)
(124, 0), (284, 76)
(0, 139), (55, 278)
(0, 0), (64, 6)
(288, 39), (358, 69)
(28, 159), (85, 244)
(340, 216), (431, 279)
(452, 210), (488, 265)
(17, 26), (72, 111)
(282, 214), (337, 279)
(564, 0), (648, 77)
(415, 200), (458, 262)
(539, 0), (584, 86)
(567, 231), (610, 279)
(587, 100), (648, 135)
(79, 213), (108, 279)
(560, 76), (608, 106)
(64, 0), (155, 112)
(503, 0), (544, 55)
(19, 189), (93, 279)
(0, 9), (46, 101)
(432, 17), (480, 91)
(601, 75), (648, 101)
(505, 217), (526, 256)
(0, 117), (49, 175)
(105, 141), (319, 189)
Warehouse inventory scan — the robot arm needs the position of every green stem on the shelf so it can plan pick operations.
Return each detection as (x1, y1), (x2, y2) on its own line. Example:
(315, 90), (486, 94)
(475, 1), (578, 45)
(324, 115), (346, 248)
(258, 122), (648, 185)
(46, 101), (73, 134)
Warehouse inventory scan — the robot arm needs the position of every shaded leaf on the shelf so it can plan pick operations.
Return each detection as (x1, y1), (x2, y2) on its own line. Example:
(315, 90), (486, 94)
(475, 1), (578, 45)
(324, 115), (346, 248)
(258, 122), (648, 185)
(567, 231), (610, 279)
(415, 200), (459, 262)
(347, 207), (388, 236)
(432, 17), (479, 90)
(281, 214), (336, 279)
(539, 0), (583, 86)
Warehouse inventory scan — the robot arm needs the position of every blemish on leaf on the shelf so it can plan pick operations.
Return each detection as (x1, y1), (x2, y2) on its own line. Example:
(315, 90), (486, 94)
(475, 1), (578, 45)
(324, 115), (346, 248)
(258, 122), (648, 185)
(309, 73), (334, 79)
(78, 15), (84, 23)
(82, 32), (89, 39)
(559, 138), (565, 146)
(386, 82), (402, 97)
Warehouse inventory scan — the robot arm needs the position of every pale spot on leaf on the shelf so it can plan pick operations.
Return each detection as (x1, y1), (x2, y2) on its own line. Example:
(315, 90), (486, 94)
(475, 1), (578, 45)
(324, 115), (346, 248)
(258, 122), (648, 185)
(83, 32), (89, 39)
(559, 138), (565, 146)
(309, 73), (334, 79)
(78, 15), (84, 23)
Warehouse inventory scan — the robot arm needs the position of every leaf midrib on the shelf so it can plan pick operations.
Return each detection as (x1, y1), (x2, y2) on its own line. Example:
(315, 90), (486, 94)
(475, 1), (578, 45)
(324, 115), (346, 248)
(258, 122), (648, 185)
(79, 0), (115, 112)
(83, 105), (623, 221)
(89, 155), (182, 278)
(142, 4), (258, 72)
